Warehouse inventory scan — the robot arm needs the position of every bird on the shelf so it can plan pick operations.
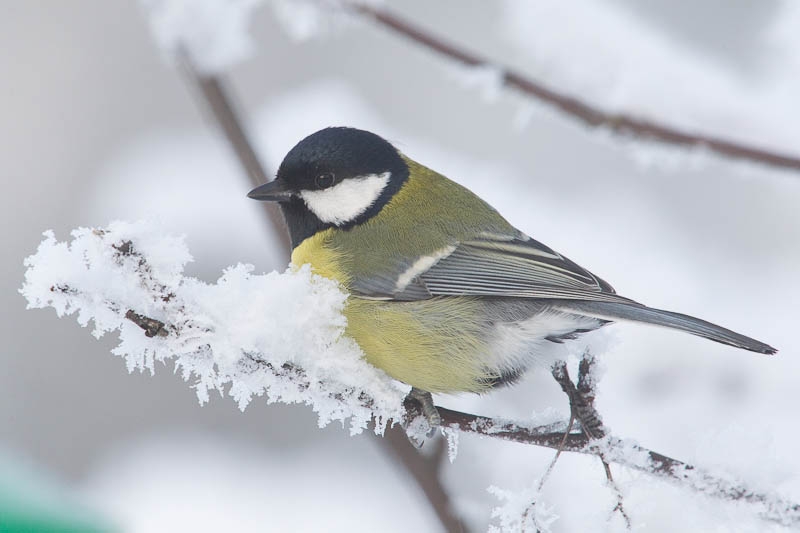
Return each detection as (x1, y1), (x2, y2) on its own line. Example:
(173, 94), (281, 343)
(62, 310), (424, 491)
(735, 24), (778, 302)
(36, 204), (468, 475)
(248, 127), (776, 421)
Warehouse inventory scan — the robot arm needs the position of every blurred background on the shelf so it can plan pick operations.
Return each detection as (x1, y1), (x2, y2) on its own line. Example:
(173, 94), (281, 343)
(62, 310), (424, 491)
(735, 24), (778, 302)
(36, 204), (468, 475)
(2, 1), (799, 531)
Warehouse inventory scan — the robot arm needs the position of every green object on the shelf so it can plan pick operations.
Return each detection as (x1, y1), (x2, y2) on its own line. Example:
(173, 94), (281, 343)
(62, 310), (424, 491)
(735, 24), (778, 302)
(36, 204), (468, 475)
(0, 452), (113, 533)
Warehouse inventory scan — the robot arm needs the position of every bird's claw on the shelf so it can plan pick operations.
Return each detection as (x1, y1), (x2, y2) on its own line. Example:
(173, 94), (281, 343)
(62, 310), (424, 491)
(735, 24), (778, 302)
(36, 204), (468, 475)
(403, 387), (441, 445)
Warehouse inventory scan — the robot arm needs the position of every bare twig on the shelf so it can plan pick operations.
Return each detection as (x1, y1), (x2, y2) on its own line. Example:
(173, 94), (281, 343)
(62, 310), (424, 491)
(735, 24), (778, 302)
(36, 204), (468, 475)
(552, 359), (631, 530)
(552, 361), (604, 438)
(437, 406), (800, 528)
(536, 414), (574, 493)
(177, 51), (291, 252)
(383, 427), (470, 533)
(345, 2), (800, 173)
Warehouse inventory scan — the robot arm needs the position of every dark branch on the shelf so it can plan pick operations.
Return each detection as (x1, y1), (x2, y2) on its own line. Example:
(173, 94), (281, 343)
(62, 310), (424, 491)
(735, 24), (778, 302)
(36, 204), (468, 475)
(553, 357), (631, 529)
(552, 360), (604, 438)
(383, 427), (471, 533)
(125, 310), (168, 338)
(437, 406), (800, 527)
(348, 2), (800, 173)
(177, 51), (291, 252)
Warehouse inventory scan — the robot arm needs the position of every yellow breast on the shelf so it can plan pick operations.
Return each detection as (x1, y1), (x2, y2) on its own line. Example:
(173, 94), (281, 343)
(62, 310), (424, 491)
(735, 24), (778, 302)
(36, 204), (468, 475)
(290, 228), (350, 286)
(291, 228), (494, 393)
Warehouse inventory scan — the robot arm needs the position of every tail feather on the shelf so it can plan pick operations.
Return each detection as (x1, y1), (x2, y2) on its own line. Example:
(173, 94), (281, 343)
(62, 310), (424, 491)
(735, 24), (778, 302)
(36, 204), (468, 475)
(552, 300), (776, 355)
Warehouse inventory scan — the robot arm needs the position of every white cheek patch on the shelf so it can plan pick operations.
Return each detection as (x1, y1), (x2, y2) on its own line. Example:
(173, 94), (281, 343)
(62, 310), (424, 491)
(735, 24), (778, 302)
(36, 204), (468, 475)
(299, 172), (391, 225)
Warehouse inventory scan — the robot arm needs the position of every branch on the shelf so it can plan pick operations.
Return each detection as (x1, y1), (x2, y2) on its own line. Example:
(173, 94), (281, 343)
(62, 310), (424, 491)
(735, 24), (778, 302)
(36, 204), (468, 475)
(25, 225), (799, 529)
(435, 407), (799, 528)
(122, 307), (800, 528)
(177, 51), (291, 252)
(383, 427), (471, 533)
(552, 356), (632, 529)
(346, 2), (800, 173)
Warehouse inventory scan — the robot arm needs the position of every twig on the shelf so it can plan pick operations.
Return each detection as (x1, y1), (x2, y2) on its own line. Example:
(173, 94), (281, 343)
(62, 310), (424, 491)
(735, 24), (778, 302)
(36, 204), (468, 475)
(125, 310), (168, 338)
(177, 51), (291, 252)
(552, 358), (631, 530)
(383, 427), (470, 533)
(536, 415), (574, 493)
(437, 406), (800, 528)
(551, 361), (604, 438)
(345, 2), (800, 173)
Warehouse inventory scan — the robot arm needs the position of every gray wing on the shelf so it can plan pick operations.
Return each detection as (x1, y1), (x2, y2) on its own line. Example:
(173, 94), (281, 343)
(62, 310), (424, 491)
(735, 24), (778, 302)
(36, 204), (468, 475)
(352, 232), (636, 305)
(349, 233), (777, 355)
(416, 235), (637, 304)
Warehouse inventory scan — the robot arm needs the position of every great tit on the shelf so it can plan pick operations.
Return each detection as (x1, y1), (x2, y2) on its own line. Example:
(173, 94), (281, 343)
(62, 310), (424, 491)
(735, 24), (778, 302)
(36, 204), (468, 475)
(248, 127), (776, 399)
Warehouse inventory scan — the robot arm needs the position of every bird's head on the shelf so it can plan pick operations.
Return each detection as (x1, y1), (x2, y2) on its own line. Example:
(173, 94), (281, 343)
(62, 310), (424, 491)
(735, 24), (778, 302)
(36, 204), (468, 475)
(248, 127), (409, 247)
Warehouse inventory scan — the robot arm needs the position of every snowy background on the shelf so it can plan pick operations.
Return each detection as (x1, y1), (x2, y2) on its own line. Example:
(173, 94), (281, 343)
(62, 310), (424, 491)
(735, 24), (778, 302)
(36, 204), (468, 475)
(2, 1), (800, 531)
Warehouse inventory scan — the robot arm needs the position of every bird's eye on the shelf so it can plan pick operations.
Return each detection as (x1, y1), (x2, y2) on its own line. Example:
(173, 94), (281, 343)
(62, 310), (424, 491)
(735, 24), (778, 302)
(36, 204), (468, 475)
(315, 172), (335, 189)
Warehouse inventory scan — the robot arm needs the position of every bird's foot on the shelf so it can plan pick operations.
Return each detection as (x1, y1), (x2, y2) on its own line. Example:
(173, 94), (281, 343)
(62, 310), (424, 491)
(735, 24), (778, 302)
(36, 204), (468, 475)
(402, 387), (441, 446)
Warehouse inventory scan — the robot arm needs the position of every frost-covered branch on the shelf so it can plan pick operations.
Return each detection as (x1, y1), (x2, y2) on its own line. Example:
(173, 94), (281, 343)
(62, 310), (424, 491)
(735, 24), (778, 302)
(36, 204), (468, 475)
(437, 399), (800, 528)
(345, 2), (800, 173)
(23, 222), (800, 529)
(21, 221), (405, 433)
(25, 217), (466, 528)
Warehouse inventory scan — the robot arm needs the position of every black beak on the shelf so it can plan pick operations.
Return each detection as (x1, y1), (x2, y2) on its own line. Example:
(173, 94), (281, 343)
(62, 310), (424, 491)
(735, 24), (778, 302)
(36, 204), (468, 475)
(247, 180), (294, 202)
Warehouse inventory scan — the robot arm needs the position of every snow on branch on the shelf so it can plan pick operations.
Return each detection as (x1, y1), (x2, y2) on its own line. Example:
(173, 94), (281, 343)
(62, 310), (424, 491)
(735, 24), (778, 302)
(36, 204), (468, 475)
(141, 0), (265, 74)
(20, 221), (405, 434)
(140, 0), (362, 73)
(438, 407), (800, 529)
(20, 222), (800, 529)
